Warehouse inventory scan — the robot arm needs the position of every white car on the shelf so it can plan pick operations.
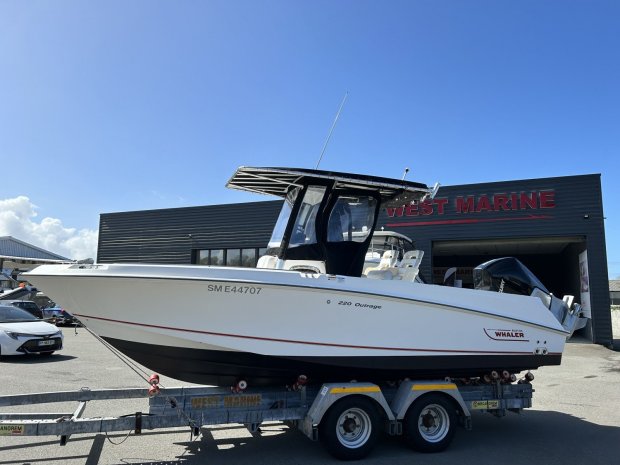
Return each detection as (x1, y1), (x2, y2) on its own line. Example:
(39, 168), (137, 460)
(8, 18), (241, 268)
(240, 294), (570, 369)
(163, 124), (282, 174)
(0, 305), (63, 356)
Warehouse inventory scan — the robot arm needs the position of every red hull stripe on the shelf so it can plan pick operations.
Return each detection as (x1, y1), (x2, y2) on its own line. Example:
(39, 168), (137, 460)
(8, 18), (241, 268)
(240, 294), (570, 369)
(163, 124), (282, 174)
(75, 313), (557, 356)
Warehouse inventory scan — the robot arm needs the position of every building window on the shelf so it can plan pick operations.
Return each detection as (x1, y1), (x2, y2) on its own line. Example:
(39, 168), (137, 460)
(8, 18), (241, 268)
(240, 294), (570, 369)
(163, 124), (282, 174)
(226, 249), (242, 267)
(199, 249), (225, 266)
(241, 249), (257, 267)
(198, 250), (209, 265)
(195, 248), (266, 268)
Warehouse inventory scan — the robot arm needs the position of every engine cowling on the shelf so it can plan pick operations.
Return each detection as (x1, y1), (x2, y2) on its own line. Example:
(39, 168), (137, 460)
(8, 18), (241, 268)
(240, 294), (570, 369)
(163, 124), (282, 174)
(473, 257), (586, 336)
(473, 257), (548, 296)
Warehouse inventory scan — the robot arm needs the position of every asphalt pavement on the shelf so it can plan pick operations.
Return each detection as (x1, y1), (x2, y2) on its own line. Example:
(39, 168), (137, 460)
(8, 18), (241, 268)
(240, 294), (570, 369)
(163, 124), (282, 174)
(0, 328), (619, 465)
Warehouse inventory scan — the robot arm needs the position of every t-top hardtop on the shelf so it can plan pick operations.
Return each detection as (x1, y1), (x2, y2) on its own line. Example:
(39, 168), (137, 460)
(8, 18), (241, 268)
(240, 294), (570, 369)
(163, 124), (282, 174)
(227, 167), (435, 277)
(226, 166), (434, 206)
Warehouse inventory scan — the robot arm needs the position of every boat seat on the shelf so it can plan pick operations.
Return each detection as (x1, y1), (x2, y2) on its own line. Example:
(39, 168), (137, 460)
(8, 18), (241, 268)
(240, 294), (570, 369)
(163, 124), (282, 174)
(364, 251), (399, 280)
(398, 250), (424, 281)
(366, 268), (401, 280)
(256, 255), (278, 269)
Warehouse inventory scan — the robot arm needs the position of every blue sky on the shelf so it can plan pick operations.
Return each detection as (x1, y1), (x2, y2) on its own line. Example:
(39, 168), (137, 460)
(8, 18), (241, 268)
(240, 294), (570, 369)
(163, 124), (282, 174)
(0, 1), (618, 276)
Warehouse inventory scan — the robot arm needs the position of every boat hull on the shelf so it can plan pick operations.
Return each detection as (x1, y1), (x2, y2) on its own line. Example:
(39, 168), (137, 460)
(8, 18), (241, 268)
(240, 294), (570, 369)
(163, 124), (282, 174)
(103, 336), (561, 386)
(26, 263), (568, 386)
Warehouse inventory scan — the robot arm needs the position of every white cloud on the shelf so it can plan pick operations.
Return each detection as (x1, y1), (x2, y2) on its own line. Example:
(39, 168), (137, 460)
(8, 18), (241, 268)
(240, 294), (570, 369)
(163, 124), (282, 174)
(0, 196), (97, 260)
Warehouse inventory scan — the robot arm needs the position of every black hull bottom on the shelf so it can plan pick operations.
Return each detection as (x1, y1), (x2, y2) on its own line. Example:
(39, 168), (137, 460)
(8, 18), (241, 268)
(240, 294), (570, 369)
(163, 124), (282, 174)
(103, 337), (562, 387)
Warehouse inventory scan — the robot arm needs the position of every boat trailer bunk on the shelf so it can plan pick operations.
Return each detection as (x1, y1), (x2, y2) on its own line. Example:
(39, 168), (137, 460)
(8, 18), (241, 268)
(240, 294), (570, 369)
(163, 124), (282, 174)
(0, 378), (534, 460)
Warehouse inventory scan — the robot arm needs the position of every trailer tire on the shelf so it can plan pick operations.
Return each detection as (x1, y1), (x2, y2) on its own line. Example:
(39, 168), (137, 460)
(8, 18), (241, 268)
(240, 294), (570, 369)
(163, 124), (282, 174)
(319, 396), (380, 461)
(403, 393), (456, 453)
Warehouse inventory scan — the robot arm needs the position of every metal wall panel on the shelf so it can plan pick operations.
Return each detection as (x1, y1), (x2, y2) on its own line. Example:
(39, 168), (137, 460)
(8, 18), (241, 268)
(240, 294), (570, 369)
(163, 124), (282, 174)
(98, 201), (282, 264)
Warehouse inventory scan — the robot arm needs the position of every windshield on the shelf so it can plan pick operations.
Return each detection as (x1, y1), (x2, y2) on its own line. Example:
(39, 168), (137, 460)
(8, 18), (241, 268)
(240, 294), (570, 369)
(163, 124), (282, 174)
(267, 187), (300, 249)
(327, 195), (377, 243)
(289, 186), (326, 248)
(367, 234), (414, 261)
(0, 306), (38, 322)
(16, 302), (39, 311)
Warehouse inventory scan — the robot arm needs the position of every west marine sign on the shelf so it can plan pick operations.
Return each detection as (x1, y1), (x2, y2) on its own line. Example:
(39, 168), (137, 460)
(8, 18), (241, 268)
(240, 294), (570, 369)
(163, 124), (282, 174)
(386, 190), (556, 227)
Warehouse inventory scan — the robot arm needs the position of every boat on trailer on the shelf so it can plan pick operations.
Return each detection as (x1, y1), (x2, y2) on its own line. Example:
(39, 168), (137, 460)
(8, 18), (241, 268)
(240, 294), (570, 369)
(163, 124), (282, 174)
(25, 167), (584, 387)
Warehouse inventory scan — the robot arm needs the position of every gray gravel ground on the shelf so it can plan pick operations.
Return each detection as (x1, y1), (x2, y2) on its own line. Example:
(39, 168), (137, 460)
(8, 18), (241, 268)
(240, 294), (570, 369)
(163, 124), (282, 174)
(0, 328), (619, 465)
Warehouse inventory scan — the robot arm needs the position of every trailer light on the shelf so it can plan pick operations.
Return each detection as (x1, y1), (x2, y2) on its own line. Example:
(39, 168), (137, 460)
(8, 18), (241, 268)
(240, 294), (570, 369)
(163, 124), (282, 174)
(148, 385), (160, 397)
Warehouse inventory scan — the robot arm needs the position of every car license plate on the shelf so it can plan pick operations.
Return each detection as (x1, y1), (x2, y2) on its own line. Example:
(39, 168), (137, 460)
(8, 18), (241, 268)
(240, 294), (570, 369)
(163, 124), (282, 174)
(38, 340), (55, 346)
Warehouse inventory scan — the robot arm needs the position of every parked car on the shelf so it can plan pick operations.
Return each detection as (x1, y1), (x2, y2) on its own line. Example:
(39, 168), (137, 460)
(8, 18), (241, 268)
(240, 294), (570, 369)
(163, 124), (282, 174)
(0, 305), (63, 356)
(3, 300), (43, 319)
(33, 291), (54, 310)
(42, 306), (80, 327)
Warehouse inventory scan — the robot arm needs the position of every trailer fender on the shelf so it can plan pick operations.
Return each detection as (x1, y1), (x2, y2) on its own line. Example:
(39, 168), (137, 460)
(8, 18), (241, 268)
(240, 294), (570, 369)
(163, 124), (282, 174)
(300, 383), (395, 441)
(390, 380), (470, 421)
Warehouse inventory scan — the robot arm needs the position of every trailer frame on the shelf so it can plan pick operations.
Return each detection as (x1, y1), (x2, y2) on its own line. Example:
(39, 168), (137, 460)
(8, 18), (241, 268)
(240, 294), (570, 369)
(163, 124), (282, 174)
(0, 378), (534, 459)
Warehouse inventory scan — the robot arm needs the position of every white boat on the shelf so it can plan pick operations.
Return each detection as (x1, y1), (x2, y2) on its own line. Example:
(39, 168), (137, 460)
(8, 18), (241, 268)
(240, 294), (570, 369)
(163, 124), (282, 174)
(25, 167), (584, 386)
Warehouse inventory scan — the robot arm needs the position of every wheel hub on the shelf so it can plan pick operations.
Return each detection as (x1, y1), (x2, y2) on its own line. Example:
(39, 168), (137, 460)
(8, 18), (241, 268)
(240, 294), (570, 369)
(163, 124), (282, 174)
(417, 404), (449, 442)
(341, 415), (360, 435)
(421, 411), (437, 429)
(336, 407), (372, 448)
(342, 415), (359, 434)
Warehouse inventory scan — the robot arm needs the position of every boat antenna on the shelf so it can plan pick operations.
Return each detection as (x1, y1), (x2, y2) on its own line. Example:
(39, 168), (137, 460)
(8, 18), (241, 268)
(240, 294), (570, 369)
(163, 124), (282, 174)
(315, 91), (348, 170)
(401, 167), (410, 180)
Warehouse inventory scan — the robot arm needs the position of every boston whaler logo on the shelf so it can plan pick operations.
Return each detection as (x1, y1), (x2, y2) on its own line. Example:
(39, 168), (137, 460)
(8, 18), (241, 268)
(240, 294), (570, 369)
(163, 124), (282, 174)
(484, 328), (529, 342)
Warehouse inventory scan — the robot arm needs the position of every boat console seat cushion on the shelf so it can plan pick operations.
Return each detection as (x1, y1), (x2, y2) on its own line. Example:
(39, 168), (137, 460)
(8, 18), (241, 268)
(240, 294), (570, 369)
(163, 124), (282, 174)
(365, 251), (397, 271)
(402, 250), (423, 266)
(380, 250), (398, 267)
(397, 250), (424, 281)
(366, 268), (401, 280)
(256, 255), (278, 269)
(364, 250), (399, 279)
(398, 267), (420, 282)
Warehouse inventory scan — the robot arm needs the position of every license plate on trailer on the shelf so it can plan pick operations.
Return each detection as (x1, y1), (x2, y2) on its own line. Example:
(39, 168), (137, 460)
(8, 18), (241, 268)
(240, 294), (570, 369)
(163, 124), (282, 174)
(38, 339), (55, 346)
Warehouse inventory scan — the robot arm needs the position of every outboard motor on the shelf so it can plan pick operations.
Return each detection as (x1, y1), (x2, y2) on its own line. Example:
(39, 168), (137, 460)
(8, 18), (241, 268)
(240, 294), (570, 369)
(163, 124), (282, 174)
(474, 257), (586, 336)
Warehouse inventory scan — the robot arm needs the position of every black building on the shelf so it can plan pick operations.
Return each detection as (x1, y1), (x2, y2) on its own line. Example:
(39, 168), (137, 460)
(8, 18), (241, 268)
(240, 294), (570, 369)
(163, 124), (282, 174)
(98, 173), (612, 345)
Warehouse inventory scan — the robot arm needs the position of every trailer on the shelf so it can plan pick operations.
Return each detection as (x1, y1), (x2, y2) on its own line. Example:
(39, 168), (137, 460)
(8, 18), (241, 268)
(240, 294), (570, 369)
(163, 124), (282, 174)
(0, 374), (534, 460)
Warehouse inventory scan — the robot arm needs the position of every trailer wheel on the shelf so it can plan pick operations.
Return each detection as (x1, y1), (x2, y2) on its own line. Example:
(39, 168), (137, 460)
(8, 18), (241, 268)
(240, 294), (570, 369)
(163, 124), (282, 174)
(403, 394), (456, 453)
(319, 396), (380, 460)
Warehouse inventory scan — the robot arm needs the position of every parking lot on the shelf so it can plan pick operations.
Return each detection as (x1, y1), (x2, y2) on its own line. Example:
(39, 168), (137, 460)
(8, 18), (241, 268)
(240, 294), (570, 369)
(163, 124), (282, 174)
(1, 328), (619, 465)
